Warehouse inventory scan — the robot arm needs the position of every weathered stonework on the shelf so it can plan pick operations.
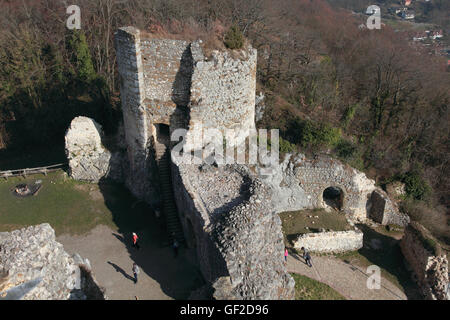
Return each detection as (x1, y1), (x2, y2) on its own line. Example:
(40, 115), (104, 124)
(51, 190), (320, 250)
(368, 190), (408, 226)
(0, 224), (105, 300)
(65, 116), (124, 183)
(400, 222), (449, 300)
(114, 26), (410, 300)
(293, 230), (363, 253)
(115, 27), (257, 205)
(172, 163), (295, 300)
(65, 116), (111, 182)
(260, 153), (409, 226)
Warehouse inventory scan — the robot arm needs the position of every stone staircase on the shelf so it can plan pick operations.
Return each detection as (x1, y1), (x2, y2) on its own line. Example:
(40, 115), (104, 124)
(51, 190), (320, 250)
(155, 143), (185, 245)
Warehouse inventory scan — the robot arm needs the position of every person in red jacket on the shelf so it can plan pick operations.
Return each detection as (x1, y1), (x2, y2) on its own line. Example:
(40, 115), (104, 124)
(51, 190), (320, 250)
(132, 232), (140, 250)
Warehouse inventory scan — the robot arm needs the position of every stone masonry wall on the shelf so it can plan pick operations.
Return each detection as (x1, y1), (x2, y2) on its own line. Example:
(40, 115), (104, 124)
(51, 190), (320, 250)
(172, 162), (295, 300)
(400, 222), (449, 300)
(293, 230), (363, 253)
(65, 116), (111, 182)
(115, 27), (257, 205)
(172, 163), (229, 284)
(0, 224), (105, 300)
(141, 37), (192, 109)
(368, 190), (408, 226)
(185, 42), (256, 149)
(261, 153), (409, 226)
(115, 27), (156, 204)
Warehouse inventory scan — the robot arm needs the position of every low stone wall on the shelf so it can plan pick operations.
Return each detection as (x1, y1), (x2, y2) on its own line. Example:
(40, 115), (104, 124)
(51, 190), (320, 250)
(0, 224), (105, 300)
(293, 229), (363, 253)
(400, 222), (449, 300)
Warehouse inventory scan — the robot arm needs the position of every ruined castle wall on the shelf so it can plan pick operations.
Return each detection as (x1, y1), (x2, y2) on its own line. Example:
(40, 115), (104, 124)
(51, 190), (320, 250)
(140, 38), (191, 108)
(140, 38), (192, 132)
(171, 163), (230, 284)
(115, 28), (257, 205)
(0, 224), (105, 300)
(186, 42), (257, 149)
(400, 222), (449, 300)
(263, 153), (409, 226)
(115, 27), (154, 202)
(172, 163), (295, 300)
(368, 190), (408, 226)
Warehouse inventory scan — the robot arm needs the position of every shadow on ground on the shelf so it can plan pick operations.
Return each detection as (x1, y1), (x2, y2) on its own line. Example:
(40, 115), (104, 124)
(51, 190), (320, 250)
(98, 178), (205, 299)
(348, 224), (422, 300)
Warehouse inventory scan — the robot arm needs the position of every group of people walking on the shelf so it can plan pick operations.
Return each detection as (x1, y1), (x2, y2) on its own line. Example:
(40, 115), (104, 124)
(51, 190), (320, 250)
(284, 247), (312, 267)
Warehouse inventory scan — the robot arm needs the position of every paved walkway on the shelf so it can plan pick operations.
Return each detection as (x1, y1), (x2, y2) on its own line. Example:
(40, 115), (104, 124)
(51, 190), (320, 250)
(57, 225), (202, 300)
(287, 253), (407, 300)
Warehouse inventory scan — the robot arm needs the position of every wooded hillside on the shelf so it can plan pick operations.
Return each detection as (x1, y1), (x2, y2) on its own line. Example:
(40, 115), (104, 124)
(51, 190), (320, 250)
(0, 0), (448, 242)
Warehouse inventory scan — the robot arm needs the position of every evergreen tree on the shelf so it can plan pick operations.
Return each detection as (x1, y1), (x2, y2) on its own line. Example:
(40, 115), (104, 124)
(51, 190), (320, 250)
(67, 30), (96, 83)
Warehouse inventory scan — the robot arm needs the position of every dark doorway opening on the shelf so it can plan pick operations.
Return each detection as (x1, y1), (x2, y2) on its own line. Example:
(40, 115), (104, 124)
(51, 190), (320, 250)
(323, 186), (344, 211)
(154, 123), (170, 146)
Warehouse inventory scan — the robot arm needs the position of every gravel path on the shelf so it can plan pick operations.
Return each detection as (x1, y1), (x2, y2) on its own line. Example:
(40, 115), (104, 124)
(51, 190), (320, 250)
(287, 253), (407, 300)
(57, 225), (203, 300)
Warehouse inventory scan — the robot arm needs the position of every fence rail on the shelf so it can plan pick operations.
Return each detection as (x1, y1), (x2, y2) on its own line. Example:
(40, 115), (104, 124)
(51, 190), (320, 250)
(0, 163), (67, 179)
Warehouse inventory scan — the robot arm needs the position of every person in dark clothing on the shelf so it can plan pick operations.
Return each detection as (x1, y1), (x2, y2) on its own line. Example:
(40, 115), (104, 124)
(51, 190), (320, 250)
(173, 238), (179, 257)
(132, 263), (139, 284)
(301, 247), (312, 267)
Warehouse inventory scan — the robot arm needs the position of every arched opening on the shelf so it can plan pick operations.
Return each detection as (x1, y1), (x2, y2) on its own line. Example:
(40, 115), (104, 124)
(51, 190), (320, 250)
(323, 186), (344, 211)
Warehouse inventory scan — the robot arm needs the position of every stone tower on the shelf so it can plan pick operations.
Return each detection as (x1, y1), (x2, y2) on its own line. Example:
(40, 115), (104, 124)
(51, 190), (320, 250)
(115, 27), (257, 205)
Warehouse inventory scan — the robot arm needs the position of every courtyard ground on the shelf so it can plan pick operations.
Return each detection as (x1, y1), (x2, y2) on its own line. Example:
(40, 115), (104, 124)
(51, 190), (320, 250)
(280, 209), (422, 299)
(0, 170), (204, 299)
(287, 252), (407, 300)
(57, 224), (203, 300)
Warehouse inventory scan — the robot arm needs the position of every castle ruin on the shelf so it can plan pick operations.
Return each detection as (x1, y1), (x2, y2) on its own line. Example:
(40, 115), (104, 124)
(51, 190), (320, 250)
(106, 26), (412, 299)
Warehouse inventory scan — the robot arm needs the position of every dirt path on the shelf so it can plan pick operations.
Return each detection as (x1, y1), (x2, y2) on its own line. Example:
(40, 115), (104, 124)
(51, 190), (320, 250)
(287, 253), (407, 300)
(57, 225), (202, 300)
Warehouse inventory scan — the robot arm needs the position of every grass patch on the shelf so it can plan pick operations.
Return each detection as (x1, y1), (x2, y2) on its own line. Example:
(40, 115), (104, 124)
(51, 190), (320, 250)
(290, 273), (346, 300)
(279, 208), (352, 246)
(0, 169), (150, 236)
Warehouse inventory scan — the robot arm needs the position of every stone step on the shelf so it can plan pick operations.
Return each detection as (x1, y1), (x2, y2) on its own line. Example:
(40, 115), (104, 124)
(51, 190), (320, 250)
(157, 153), (185, 245)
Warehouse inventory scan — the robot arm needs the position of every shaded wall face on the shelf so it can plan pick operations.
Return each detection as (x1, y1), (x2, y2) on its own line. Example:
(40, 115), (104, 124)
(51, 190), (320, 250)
(400, 225), (449, 300)
(171, 163), (229, 283)
(141, 38), (193, 133)
(141, 38), (192, 108)
(115, 28), (154, 203)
